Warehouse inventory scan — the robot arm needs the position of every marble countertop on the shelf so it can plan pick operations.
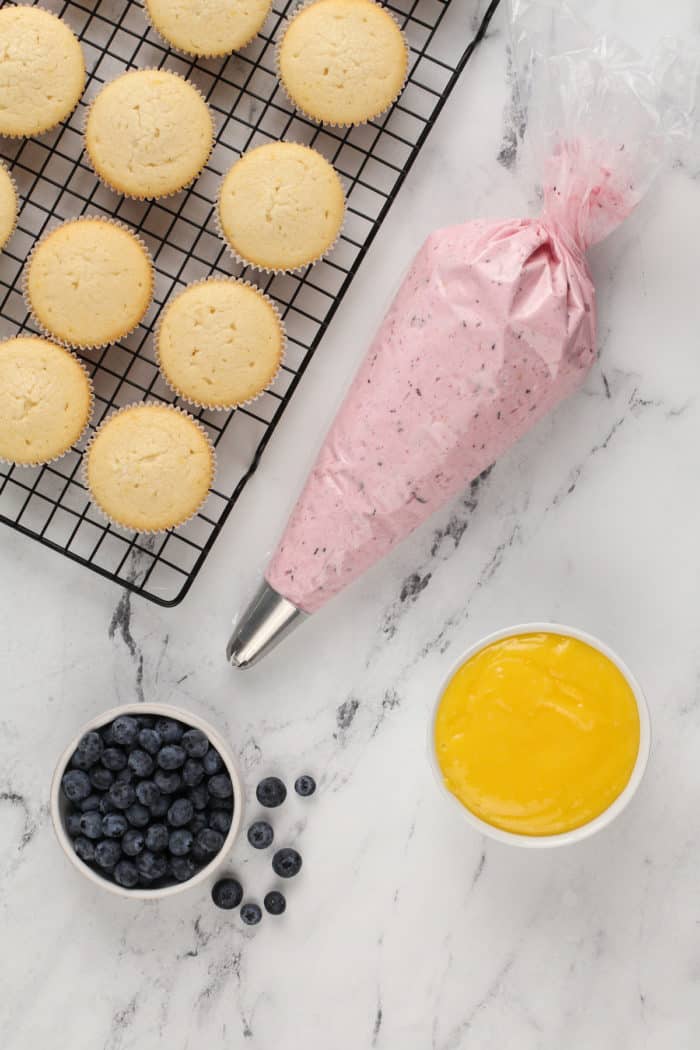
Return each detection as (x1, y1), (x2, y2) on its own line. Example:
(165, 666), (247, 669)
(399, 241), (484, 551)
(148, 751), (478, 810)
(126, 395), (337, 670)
(2, 1), (700, 1047)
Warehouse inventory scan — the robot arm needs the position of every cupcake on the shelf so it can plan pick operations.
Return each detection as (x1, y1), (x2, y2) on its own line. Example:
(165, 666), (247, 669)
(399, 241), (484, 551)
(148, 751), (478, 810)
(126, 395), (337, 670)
(25, 217), (154, 350)
(85, 403), (215, 532)
(277, 0), (408, 127)
(145, 0), (273, 57)
(84, 69), (214, 200)
(217, 142), (345, 272)
(0, 163), (18, 251)
(0, 6), (85, 138)
(0, 336), (93, 465)
(156, 278), (285, 409)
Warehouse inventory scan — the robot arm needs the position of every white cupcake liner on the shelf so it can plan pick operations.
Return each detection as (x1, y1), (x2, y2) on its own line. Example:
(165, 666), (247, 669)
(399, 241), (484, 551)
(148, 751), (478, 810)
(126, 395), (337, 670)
(141, 0), (274, 60)
(153, 275), (287, 411)
(0, 4), (86, 140)
(275, 0), (410, 129)
(22, 214), (155, 352)
(82, 68), (215, 202)
(0, 334), (95, 469)
(0, 159), (20, 252)
(81, 401), (217, 535)
(214, 141), (347, 275)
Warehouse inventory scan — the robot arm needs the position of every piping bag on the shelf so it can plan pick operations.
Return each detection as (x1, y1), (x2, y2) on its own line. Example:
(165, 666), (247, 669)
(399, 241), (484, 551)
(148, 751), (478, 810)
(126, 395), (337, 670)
(227, 0), (697, 668)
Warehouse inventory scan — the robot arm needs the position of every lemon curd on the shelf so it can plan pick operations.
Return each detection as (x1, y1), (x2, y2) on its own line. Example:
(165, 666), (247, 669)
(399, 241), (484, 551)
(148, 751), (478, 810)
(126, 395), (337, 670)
(434, 632), (640, 836)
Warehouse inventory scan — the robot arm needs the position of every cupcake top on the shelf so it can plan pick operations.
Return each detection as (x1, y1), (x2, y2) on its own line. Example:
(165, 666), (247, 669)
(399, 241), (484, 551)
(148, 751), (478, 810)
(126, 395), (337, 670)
(25, 217), (154, 350)
(0, 6), (85, 138)
(86, 403), (215, 532)
(156, 279), (285, 409)
(85, 69), (214, 199)
(0, 164), (18, 250)
(0, 336), (93, 465)
(218, 142), (345, 272)
(145, 0), (273, 57)
(278, 0), (408, 126)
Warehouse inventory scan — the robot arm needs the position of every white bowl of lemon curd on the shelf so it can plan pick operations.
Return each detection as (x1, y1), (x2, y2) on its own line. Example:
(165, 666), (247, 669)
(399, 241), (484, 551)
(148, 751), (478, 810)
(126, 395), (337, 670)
(429, 624), (651, 848)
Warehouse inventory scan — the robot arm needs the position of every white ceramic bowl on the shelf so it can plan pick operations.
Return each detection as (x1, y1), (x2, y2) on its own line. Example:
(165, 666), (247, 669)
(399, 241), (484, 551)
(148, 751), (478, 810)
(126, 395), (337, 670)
(429, 623), (651, 849)
(51, 703), (245, 899)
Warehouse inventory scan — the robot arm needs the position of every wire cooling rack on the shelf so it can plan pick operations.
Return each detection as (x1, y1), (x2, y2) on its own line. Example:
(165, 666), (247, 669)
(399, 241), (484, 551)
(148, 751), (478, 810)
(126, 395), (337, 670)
(0, 0), (500, 606)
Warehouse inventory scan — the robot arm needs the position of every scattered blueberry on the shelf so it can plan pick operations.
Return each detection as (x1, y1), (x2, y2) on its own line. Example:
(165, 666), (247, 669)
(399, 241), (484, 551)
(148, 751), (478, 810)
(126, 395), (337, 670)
(145, 824), (169, 853)
(95, 839), (121, 870)
(74, 837), (96, 863)
(195, 828), (224, 855)
(202, 749), (223, 776)
(102, 747), (127, 772)
(138, 728), (162, 755)
(111, 716), (139, 747)
(135, 780), (161, 808)
(294, 775), (316, 797)
(66, 812), (82, 836)
(90, 766), (114, 792)
(209, 774), (233, 800)
(256, 777), (287, 808)
(181, 728), (209, 758)
(171, 856), (196, 882)
(122, 829), (145, 857)
(272, 848), (302, 879)
(155, 718), (183, 744)
(154, 769), (182, 794)
(182, 759), (204, 787)
(168, 798), (194, 828)
(209, 809), (232, 835)
(102, 813), (128, 838)
(189, 813), (207, 836)
(264, 891), (286, 916)
(212, 878), (243, 910)
(247, 821), (273, 850)
(108, 781), (136, 810)
(114, 860), (139, 889)
(62, 769), (92, 803)
(79, 793), (101, 813)
(125, 802), (150, 828)
(169, 829), (193, 856)
(136, 850), (167, 881)
(128, 750), (154, 778)
(188, 783), (209, 811)
(241, 902), (262, 925)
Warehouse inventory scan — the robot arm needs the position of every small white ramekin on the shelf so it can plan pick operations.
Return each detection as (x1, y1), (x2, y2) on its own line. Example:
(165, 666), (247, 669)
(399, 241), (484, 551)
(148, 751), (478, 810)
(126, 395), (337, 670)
(428, 623), (651, 849)
(51, 703), (245, 899)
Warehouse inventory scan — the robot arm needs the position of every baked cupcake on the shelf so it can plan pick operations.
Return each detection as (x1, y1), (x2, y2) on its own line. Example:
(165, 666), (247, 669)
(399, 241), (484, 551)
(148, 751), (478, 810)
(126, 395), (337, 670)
(85, 69), (214, 199)
(145, 0), (273, 57)
(25, 217), (154, 350)
(0, 163), (18, 251)
(217, 142), (345, 272)
(0, 6), (85, 138)
(85, 403), (215, 532)
(156, 278), (285, 409)
(278, 0), (408, 127)
(0, 336), (93, 465)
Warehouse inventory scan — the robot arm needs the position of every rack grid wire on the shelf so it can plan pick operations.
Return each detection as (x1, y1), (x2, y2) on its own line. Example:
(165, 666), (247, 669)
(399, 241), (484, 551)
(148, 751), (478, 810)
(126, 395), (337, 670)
(0, 0), (500, 606)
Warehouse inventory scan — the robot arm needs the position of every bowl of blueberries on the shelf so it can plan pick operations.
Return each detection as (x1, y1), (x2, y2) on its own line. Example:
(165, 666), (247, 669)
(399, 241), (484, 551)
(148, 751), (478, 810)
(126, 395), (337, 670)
(50, 704), (244, 899)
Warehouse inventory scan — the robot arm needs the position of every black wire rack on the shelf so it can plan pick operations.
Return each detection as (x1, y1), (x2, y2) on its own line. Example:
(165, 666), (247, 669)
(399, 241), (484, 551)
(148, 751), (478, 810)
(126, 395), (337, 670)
(0, 0), (500, 606)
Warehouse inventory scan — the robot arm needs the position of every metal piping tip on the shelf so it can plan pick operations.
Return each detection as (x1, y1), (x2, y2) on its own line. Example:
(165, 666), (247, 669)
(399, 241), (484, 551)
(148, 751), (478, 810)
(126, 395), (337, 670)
(226, 580), (307, 669)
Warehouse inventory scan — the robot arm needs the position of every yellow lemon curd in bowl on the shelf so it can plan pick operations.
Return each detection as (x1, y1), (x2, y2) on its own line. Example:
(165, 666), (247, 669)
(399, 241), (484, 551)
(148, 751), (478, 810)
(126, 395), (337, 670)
(434, 632), (640, 836)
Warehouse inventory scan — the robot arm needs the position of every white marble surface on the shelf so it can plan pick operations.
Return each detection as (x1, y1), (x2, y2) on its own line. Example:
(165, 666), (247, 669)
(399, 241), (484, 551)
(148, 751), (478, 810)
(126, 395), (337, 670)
(2, 1), (700, 1047)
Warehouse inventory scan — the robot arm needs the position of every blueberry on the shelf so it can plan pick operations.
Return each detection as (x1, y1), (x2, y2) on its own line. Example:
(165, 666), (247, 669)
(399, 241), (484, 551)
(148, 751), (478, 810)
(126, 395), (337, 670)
(264, 891), (286, 916)
(74, 836), (96, 863)
(195, 828), (224, 856)
(256, 777), (286, 808)
(138, 728), (162, 755)
(202, 749), (223, 776)
(211, 877), (243, 910)
(149, 795), (170, 819)
(182, 759), (204, 787)
(294, 775), (316, 797)
(79, 810), (103, 839)
(209, 809), (232, 835)
(114, 767), (133, 785)
(111, 716), (139, 747)
(99, 795), (117, 815)
(247, 821), (273, 850)
(181, 729), (209, 759)
(101, 723), (116, 747)
(169, 829), (193, 857)
(189, 813), (207, 836)
(72, 731), (103, 769)
(125, 802), (150, 828)
(188, 783), (208, 811)
(171, 856), (197, 883)
(136, 850), (167, 881)
(215, 795), (233, 811)
(102, 748), (127, 772)
(155, 769), (182, 794)
(66, 812), (82, 837)
(145, 824), (169, 852)
(102, 813), (128, 838)
(79, 794), (101, 813)
(114, 860), (139, 889)
(272, 848), (302, 879)
(137, 715), (155, 729)
(95, 839), (121, 870)
(157, 745), (186, 771)
(192, 842), (210, 864)
(135, 780), (161, 808)
(128, 749), (154, 778)
(90, 766), (114, 791)
(209, 774), (233, 800)
(155, 718), (183, 744)
(122, 828), (145, 857)
(241, 903), (262, 926)
(108, 781), (136, 810)
(168, 798), (193, 828)
(62, 769), (92, 803)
